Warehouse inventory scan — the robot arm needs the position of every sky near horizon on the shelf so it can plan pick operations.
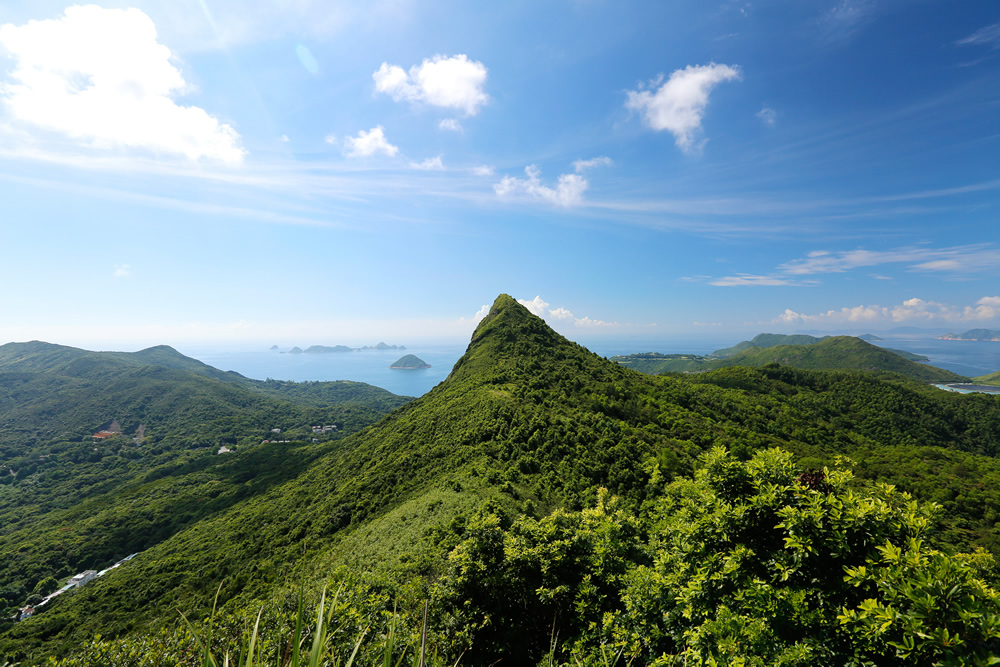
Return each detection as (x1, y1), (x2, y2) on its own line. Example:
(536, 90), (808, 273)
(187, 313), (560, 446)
(1, 1), (998, 349)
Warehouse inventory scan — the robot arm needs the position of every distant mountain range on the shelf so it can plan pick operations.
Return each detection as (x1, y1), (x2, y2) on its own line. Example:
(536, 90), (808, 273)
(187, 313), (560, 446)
(611, 333), (965, 383)
(937, 329), (1000, 342)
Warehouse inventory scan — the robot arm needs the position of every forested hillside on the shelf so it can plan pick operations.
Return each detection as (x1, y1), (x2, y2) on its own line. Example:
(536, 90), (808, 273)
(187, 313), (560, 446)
(0, 343), (411, 633)
(3, 296), (1000, 665)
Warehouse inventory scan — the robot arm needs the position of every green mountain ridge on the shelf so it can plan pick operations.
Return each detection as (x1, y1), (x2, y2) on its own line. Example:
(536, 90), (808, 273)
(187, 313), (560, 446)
(613, 335), (951, 381)
(4, 296), (1000, 664)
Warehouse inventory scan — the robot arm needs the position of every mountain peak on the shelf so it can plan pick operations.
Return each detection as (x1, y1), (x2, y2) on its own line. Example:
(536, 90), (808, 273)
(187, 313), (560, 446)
(447, 294), (592, 385)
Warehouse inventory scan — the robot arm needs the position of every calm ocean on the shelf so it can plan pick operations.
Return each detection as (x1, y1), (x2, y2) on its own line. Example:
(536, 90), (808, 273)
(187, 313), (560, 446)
(181, 335), (1000, 398)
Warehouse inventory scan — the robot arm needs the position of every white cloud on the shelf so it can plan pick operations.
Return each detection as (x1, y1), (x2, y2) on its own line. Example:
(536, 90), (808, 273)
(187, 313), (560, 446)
(572, 156), (613, 172)
(0, 6), (246, 164)
(438, 118), (463, 132)
(775, 295), (1000, 326)
(494, 165), (589, 207)
(279, 134), (290, 143)
(957, 23), (1000, 49)
(410, 155), (444, 170)
(625, 63), (741, 153)
(471, 165), (495, 177)
(778, 245), (1000, 276)
(324, 134), (337, 144)
(343, 126), (398, 158)
(113, 263), (130, 278)
(573, 316), (619, 328)
(710, 274), (816, 287)
(517, 295), (619, 328)
(517, 296), (550, 317)
(373, 54), (489, 116)
(756, 106), (776, 126)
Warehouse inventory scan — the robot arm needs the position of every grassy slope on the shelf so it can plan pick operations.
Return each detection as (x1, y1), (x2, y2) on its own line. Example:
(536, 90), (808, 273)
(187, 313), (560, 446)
(974, 369), (1000, 386)
(5, 296), (1000, 662)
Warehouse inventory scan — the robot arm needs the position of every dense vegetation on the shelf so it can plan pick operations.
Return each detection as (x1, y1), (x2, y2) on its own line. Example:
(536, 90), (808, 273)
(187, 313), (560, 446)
(3, 296), (1000, 665)
(0, 343), (411, 628)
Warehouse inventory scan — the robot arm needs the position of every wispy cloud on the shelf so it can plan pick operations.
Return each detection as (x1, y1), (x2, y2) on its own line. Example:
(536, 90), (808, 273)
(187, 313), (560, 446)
(572, 156), (612, 172)
(776, 296), (1000, 326)
(438, 118), (463, 132)
(709, 274), (818, 287)
(625, 63), (741, 153)
(113, 263), (131, 278)
(956, 23), (1000, 49)
(756, 106), (777, 126)
(698, 244), (1000, 288)
(410, 155), (444, 170)
(816, 0), (879, 43)
(778, 245), (1000, 276)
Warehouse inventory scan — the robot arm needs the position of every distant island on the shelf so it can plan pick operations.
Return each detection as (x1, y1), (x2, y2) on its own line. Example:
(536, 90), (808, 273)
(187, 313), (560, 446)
(364, 342), (406, 351)
(305, 345), (355, 354)
(389, 354), (430, 369)
(277, 341), (406, 353)
(857, 333), (885, 341)
(937, 329), (1000, 342)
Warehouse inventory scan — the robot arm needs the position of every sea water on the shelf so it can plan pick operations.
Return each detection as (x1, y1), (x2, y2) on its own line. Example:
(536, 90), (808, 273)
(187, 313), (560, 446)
(180, 335), (1000, 398)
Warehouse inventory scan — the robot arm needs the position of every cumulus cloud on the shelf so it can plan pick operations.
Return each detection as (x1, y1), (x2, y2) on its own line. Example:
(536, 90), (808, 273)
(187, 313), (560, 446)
(625, 63), (741, 153)
(324, 134), (337, 144)
(438, 118), (463, 132)
(410, 155), (444, 170)
(517, 295), (619, 328)
(775, 296), (1000, 326)
(279, 134), (291, 143)
(494, 165), (589, 207)
(343, 126), (398, 158)
(373, 54), (489, 116)
(0, 6), (246, 164)
(517, 296), (550, 317)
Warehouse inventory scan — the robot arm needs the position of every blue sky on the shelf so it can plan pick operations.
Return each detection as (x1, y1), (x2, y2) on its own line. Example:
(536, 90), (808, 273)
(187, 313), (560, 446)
(1, 1), (998, 349)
